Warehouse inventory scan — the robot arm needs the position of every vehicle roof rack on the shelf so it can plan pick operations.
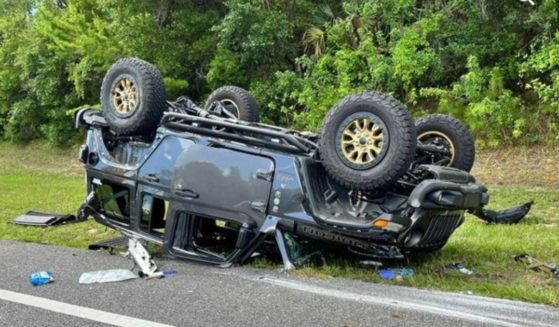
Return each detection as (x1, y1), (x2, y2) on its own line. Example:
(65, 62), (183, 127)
(161, 112), (318, 154)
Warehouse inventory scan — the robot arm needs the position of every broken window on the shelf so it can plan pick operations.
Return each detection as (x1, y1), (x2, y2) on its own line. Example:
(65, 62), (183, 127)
(94, 182), (130, 224)
(140, 195), (168, 236)
(192, 216), (242, 259)
(171, 213), (242, 260)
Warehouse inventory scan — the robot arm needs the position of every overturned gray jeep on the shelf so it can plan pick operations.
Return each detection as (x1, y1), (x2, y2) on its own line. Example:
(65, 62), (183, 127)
(75, 58), (531, 268)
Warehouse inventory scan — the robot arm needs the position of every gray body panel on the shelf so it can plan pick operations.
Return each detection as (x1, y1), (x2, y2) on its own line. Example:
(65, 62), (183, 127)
(77, 108), (488, 265)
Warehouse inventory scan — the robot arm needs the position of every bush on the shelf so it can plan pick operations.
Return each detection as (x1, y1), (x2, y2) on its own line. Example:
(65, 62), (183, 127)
(1, 0), (558, 147)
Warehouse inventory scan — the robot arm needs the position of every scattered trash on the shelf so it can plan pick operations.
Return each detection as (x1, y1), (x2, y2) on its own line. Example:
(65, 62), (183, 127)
(360, 260), (383, 268)
(514, 253), (559, 281)
(29, 271), (54, 286)
(14, 211), (76, 227)
(79, 269), (138, 284)
(162, 269), (178, 277)
(448, 262), (474, 275)
(379, 268), (414, 281)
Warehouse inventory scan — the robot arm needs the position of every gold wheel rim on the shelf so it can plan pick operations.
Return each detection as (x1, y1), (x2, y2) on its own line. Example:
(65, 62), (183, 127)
(341, 117), (385, 165)
(112, 78), (138, 114)
(418, 131), (456, 165)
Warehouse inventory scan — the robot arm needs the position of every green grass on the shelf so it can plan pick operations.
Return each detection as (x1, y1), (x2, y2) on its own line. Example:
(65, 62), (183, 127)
(0, 142), (118, 248)
(0, 142), (557, 305)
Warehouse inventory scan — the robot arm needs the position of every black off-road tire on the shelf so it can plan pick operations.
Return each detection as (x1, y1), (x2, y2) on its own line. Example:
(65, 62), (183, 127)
(101, 58), (166, 136)
(205, 86), (260, 122)
(416, 114), (475, 172)
(319, 91), (416, 191)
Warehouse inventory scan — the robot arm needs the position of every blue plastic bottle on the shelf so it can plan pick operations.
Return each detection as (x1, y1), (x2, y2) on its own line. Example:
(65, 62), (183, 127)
(29, 271), (54, 286)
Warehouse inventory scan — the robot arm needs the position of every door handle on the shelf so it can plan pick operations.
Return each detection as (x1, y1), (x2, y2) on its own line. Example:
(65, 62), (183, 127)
(144, 174), (160, 183)
(175, 188), (199, 199)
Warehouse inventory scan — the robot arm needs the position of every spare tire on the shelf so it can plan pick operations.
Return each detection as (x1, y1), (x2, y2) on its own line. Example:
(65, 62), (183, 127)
(416, 114), (475, 172)
(205, 86), (259, 122)
(101, 58), (166, 136)
(320, 91), (416, 191)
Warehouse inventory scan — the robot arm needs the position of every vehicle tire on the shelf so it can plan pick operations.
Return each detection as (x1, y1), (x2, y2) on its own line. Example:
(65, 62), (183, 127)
(319, 91), (416, 191)
(101, 58), (167, 136)
(415, 114), (475, 172)
(205, 86), (260, 122)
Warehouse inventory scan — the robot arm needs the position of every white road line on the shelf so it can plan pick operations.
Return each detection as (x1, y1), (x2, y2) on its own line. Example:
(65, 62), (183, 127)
(231, 274), (556, 327)
(218, 267), (559, 327)
(0, 289), (174, 327)
(254, 277), (521, 327)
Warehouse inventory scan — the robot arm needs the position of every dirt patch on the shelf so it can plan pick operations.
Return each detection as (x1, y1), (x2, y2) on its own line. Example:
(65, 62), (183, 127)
(472, 146), (559, 187)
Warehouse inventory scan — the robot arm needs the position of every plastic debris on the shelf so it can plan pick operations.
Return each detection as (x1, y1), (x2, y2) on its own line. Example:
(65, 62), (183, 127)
(79, 269), (138, 284)
(514, 253), (559, 281)
(29, 271), (54, 286)
(379, 268), (414, 281)
(162, 269), (178, 277)
(144, 272), (165, 280)
(448, 262), (474, 275)
(15, 211), (76, 227)
(470, 201), (533, 224)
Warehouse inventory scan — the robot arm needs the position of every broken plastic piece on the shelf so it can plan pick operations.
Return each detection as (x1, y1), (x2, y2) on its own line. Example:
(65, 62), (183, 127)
(144, 272), (165, 280)
(14, 211), (76, 227)
(79, 269), (138, 284)
(514, 253), (559, 281)
(162, 269), (178, 277)
(448, 262), (474, 275)
(29, 271), (54, 286)
(379, 268), (414, 280)
(469, 201), (533, 224)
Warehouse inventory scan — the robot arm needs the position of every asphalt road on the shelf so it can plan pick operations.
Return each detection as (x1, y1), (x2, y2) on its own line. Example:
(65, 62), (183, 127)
(0, 240), (557, 327)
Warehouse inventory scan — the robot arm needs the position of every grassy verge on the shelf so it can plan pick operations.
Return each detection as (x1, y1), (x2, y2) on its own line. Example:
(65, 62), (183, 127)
(0, 142), (557, 305)
(0, 142), (117, 248)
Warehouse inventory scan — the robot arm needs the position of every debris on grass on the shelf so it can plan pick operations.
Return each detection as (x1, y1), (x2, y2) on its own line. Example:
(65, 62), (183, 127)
(379, 268), (414, 281)
(514, 253), (559, 281)
(14, 211), (76, 227)
(448, 262), (475, 275)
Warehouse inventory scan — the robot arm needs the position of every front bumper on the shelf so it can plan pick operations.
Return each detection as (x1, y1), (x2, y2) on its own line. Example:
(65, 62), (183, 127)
(407, 179), (489, 210)
(397, 177), (489, 250)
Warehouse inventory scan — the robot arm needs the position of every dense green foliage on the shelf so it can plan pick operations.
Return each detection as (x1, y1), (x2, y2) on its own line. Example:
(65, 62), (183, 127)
(0, 0), (558, 146)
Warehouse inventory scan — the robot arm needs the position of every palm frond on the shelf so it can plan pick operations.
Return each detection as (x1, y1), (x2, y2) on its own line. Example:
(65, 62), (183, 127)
(303, 26), (326, 58)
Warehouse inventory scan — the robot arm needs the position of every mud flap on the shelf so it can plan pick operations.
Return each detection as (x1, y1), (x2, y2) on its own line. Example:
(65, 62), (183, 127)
(469, 201), (533, 224)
